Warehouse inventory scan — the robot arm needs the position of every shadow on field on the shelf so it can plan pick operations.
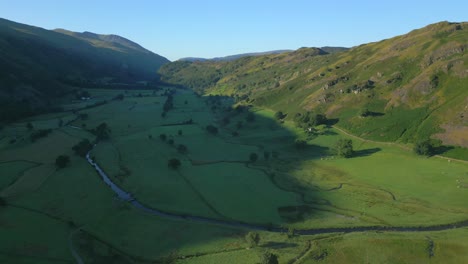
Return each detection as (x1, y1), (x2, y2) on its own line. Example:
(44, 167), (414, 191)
(353, 147), (382, 158)
(261, 242), (298, 249)
(431, 145), (454, 156)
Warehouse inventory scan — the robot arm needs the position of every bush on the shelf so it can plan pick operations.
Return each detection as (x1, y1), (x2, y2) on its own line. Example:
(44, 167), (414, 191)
(168, 158), (181, 169)
(55, 155), (70, 168)
(159, 134), (167, 141)
(334, 139), (354, 158)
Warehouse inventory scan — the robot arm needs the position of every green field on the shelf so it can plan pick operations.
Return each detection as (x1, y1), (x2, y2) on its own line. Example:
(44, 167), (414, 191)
(0, 88), (467, 263)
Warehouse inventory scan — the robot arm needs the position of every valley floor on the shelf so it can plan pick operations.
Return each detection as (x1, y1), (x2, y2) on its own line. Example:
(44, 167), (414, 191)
(0, 88), (467, 263)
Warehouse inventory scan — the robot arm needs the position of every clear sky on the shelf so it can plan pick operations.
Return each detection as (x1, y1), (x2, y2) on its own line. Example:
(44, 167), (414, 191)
(0, 0), (466, 61)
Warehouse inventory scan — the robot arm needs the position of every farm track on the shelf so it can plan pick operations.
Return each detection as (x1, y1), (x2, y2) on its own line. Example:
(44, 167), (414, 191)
(333, 125), (468, 164)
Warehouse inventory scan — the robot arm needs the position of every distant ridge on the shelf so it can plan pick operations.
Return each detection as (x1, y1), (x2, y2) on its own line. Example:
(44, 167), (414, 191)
(179, 47), (348, 62)
(179, 50), (292, 62)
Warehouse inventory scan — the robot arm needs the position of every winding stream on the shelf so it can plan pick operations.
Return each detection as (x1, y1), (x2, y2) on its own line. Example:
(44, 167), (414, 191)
(86, 151), (468, 235)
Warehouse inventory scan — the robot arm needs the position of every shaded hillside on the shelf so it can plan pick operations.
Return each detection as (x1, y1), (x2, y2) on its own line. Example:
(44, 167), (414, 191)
(0, 18), (169, 122)
(159, 21), (467, 149)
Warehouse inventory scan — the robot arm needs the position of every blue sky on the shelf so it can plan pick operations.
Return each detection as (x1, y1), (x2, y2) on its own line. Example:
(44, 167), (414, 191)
(0, 1), (466, 61)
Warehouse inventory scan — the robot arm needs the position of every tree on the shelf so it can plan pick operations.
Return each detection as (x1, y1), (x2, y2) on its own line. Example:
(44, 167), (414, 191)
(160, 134), (167, 141)
(249, 153), (258, 163)
(414, 140), (434, 156)
(177, 144), (188, 154)
(55, 155), (70, 168)
(246, 232), (260, 248)
(26, 122), (34, 130)
(264, 151), (270, 160)
(167, 139), (175, 145)
(168, 158), (181, 170)
(72, 139), (93, 157)
(91, 123), (110, 141)
(0, 196), (6, 207)
(260, 252), (279, 264)
(178, 130), (183, 136)
(334, 139), (354, 158)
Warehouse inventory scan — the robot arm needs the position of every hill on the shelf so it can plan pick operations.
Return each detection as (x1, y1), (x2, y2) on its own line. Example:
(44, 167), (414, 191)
(179, 47), (348, 62)
(0, 18), (169, 122)
(159, 21), (468, 153)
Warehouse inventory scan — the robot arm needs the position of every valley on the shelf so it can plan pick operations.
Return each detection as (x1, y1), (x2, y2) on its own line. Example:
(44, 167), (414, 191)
(0, 13), (467, 264)
(1, 87), (467, 263)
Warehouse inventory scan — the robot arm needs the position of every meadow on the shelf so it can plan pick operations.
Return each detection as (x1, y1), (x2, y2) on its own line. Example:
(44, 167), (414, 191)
(0, 87), (467, 263)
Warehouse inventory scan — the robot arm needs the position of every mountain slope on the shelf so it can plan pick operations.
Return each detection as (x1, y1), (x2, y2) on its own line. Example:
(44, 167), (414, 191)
(0, 18), (169, 121)
(159, 21), (467, 150)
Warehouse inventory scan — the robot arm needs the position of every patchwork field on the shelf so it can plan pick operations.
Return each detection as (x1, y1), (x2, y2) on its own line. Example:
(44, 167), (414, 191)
(0, 88), (467, 263)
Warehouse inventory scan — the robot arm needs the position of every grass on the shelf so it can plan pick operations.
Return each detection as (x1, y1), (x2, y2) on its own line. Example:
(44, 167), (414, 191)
(0, 88), (467, 263)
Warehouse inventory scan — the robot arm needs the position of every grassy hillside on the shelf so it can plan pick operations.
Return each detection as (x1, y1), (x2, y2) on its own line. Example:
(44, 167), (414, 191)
(159, 21), (467, 153)
(0, 18), (169, 122)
